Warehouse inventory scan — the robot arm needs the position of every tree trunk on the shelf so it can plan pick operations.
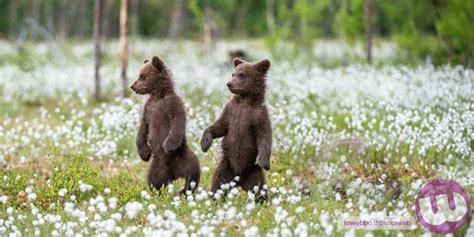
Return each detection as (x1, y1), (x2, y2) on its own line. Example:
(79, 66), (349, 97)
(266, 0), (275, 34)
(75, 1), (86, 38)
(57, 0), (68, 39)
(130, 0), (140, 35)
(168, 0), (186, 39)
(119, 0), (129, 98)
(203, 8), (217, 54)
(94, 0), (102, 100)
(9, 1), (18, 37)
(30, 0), (39, 21)
(235, 0), (250, 34)
(364, 0), (372, 64)
(101, 0), (114, 41)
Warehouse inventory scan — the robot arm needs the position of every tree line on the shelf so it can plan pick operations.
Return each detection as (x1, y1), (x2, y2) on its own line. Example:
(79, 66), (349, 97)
(0, 0), (472, 66)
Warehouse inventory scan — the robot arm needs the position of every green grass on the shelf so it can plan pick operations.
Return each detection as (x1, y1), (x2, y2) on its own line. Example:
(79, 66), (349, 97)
(2, 162), (469, 236)
(0, 150), (471, 236)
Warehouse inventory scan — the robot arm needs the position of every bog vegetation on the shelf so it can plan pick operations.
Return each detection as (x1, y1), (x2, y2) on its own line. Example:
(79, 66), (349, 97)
(0, 40), (472, 236)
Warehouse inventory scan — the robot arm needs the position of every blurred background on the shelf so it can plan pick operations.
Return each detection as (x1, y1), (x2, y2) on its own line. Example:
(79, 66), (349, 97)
(0, 0), (472, 67)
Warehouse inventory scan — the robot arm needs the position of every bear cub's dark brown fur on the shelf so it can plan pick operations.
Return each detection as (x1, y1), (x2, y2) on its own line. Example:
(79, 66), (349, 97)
(131, 56), (200, 194)
(201, 58), (272, 196)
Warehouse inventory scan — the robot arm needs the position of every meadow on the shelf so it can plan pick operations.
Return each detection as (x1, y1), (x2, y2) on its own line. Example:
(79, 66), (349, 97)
(0, 39), (473, 236)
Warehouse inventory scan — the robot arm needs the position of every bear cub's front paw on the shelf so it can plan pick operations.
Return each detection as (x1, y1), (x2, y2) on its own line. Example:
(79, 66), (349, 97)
(200, 131), (213, 152)
(255, 156), (270, 171)
(163, 136), (181, 153)
(138, 147), (151, 162)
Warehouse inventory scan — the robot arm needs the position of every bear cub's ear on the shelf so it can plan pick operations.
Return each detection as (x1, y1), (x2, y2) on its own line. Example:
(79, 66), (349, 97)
(144, 59), (149, 64)
(254, 59), (271, 75)
(233, 58), (246, 67)
(152, 56), (166, 71)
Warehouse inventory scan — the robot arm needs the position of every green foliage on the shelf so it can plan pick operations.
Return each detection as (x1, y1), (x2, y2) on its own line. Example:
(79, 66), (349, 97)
(188, 0), (204, 27)
(0, 168), (32, 198)
(49, 155), (105, 201)
(395, 33), (442, 63)
(386, 0), (474, 66)
(294, 0), (332, 42)
(378, 0), (437, 35)
(333, 0), (473, 66)
(436, 0), (474, 66)
(116, 135), (135, 158)
(336, 0), (364, 43)
(265, 0), (340, 58)
(107, 170), (145, 205)
(138, 0), (175, 37)
(0, 0), (471, 65)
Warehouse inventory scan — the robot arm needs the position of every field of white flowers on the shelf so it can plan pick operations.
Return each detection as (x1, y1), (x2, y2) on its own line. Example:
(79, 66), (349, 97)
(0, 39), (473, 236)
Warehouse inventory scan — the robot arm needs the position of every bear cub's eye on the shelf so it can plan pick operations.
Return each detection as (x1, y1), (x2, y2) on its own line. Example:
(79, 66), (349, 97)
(238, 73), (246, 80)
(139, 74), (145, 80)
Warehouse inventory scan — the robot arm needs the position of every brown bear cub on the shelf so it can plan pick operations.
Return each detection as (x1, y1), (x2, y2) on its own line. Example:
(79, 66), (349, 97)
(201, 58), (272, 197)
(228, 49), (247, 63)
(131, 56), (200, 194)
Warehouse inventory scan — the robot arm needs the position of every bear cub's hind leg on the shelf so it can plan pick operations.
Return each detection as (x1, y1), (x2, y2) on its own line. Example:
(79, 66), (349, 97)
(147, 159), (171, 191)
(211, 158), (237, 197)
(173, 152), (201, 195)
(239, 166), (267, 201)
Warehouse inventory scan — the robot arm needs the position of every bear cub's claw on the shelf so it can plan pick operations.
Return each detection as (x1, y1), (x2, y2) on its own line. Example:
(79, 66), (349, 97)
(200, 131), (213, 152)
(255, 156), (270, 171)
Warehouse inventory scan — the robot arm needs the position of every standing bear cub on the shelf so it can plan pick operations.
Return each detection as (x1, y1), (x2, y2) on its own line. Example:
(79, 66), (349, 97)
(131, 56), (200, 194)
(201, 58), (272, 195)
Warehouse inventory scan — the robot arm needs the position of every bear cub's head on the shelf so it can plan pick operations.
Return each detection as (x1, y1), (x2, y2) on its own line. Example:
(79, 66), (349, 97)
(131, 56), (170, 95)
(227, 58), (271, 97)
